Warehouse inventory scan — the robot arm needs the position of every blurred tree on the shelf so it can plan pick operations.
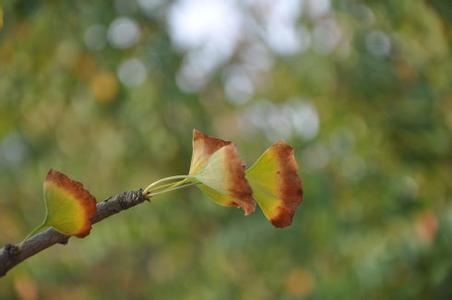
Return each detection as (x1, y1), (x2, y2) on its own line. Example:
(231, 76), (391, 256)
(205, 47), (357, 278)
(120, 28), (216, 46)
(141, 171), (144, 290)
(0, 0), (451, 299)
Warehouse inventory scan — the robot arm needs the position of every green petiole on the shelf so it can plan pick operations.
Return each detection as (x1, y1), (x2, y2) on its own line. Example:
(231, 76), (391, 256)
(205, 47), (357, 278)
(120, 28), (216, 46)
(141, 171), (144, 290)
(19, 220), (48, 248)
(146, 182), (197, 197)
(144, 175), (197, 197)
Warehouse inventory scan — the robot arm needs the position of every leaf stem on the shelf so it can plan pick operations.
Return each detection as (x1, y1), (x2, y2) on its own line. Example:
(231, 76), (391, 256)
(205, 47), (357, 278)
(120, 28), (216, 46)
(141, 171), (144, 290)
(146, 181), (182, 193)
(19, 220), (48, 248)
(143, 175), (191, 194)
(147, 182), (197, 197)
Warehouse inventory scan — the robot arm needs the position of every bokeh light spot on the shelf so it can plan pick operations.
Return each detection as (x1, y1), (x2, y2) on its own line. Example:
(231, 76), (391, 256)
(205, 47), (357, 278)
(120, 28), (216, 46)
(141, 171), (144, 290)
(118, 58), (147, 87)
(90, 72), (119, 102)
(108, 17), (141, 49)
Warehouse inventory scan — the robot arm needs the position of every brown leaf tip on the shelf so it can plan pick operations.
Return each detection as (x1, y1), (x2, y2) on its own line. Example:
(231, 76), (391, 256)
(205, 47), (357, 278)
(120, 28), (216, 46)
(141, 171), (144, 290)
(273, 141), (303, 227)
(192, 129), (232, 155)
(224, 145), (256, 215)
(270, 206), (295, 228)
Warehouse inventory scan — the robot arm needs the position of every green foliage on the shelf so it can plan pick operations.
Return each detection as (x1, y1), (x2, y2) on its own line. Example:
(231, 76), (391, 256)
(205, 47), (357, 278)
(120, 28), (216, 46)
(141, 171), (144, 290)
(1, 0), (452, 299)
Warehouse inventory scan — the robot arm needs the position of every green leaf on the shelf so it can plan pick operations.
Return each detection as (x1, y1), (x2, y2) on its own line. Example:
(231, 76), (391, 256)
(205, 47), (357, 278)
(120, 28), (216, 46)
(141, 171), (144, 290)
(246, 142), (303, 227)
(43, 169), (97, 237)
(188, 129), (256, 215)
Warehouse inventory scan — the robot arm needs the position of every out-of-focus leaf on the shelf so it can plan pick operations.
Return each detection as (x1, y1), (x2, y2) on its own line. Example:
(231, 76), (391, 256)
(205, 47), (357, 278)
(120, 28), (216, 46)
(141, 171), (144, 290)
(246, 142), (303, 227)
(43, 169), (97, 237)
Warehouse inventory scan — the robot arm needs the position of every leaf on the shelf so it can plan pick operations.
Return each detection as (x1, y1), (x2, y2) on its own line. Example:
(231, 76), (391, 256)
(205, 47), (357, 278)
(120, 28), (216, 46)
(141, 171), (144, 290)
(246, 141), (303, 227)
(188, 129), (231, 176)
(196, 144), (256, 215)
(43, 169), (97, 237)
(188, 130), (256, 215)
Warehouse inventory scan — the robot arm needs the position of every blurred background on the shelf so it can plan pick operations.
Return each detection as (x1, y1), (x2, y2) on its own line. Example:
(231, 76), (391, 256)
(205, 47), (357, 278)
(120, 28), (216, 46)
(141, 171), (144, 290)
(0, 0), (451, 299)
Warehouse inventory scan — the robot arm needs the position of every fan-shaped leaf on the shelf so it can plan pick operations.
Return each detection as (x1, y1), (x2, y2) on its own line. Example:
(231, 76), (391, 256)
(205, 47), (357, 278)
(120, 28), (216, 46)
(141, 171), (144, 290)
(246, 142), (303, 227)
(194, 142), (256, 215)
(43, 169), (97, 237)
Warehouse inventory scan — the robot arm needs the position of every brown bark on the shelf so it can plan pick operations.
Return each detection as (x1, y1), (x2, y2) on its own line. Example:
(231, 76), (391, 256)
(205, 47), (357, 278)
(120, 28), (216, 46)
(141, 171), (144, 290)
(0, 189), (147, 277)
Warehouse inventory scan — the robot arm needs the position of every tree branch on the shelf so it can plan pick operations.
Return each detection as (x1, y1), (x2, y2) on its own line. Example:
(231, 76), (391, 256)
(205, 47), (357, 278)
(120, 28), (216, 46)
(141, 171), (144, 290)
(0, 188), (148, 278)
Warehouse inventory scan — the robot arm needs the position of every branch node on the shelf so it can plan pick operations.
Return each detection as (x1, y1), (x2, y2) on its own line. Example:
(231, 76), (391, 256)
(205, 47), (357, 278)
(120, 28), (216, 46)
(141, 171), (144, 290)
(130, 189), (143, 202)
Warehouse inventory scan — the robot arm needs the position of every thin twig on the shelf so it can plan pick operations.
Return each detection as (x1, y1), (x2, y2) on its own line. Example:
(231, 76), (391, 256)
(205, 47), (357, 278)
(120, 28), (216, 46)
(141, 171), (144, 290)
(0, 188), (148, 278)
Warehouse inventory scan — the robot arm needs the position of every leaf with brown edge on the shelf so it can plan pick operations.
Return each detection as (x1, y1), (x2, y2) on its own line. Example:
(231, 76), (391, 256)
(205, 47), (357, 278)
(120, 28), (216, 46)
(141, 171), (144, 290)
(191, 140), (256, 216)
(188, 129), (232, 176)
(246, 141), (303, 227)
(43, 169), (97, 237)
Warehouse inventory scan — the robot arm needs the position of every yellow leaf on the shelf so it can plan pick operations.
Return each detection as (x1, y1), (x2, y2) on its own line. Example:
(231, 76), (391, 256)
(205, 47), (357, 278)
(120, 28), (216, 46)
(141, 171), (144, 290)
(246, 141), (303, 227)
(43, 169), (97, 237)
(188, 129), (255, 215)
